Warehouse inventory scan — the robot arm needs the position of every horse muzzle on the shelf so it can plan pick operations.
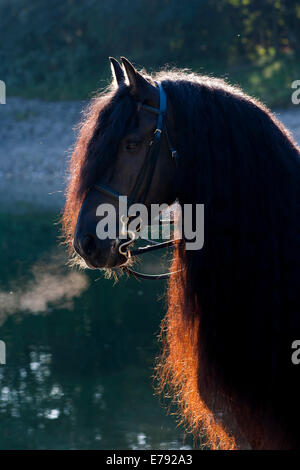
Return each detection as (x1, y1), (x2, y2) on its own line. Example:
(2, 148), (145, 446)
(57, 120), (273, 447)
(73, 233), (130, 269)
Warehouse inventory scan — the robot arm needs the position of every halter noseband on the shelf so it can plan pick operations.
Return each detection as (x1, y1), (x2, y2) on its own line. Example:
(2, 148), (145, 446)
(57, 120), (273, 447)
(92, 83), (181, 280)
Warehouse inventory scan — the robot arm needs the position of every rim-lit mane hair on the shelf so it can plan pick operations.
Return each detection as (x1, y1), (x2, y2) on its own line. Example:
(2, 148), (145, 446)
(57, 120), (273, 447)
(63, 69), (300, 449)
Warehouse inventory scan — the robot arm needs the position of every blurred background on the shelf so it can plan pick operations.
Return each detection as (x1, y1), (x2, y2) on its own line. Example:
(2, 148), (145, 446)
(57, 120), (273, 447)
(0, 0), (299, 450)
(1, 0), (300, 104)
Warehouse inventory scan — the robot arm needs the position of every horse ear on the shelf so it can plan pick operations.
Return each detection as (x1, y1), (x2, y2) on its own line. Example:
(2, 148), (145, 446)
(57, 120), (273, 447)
(109, 57), (125, 86)
(121, 56), (156, 100)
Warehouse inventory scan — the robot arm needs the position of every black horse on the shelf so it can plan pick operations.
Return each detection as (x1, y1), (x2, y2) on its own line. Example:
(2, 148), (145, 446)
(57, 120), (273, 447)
(63, 57), (300, 449)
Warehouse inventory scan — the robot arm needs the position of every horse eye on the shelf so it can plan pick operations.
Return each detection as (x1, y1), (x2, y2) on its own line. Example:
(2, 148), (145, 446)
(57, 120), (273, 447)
(126, 141), (140, 151)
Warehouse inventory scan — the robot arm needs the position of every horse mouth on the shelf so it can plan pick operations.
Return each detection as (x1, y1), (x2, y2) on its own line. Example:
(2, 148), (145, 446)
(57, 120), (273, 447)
(77, 249), (131, 271)
(105, 247), (132, 270)
(72, 235), (135, 271)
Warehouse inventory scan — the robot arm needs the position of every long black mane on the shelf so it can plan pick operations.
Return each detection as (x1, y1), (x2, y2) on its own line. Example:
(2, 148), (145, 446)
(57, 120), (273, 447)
(156, 72), (300, 448)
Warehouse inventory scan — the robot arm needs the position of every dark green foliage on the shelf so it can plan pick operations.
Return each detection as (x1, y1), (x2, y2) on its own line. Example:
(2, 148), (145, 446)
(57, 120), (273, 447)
(0, 0), (299, 105)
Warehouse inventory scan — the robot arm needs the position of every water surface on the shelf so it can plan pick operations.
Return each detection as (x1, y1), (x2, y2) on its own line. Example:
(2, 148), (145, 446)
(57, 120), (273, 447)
(0, 212), (192, 449)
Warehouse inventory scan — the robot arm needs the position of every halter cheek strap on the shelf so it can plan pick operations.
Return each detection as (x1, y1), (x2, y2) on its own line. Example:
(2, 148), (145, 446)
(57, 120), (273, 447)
(92, 82), (182, 280)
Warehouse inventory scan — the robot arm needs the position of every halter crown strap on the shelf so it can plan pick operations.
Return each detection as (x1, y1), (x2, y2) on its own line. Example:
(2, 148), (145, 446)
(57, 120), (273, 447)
(129, 83), (168, 205)
(156, 83), (167, 128)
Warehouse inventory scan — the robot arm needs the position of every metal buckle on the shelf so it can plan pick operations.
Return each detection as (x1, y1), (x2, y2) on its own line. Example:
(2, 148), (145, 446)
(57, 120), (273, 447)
(118, 215), (136, 257)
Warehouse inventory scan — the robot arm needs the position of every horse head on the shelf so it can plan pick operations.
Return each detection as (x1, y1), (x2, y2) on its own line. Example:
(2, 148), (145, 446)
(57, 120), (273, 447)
(72, 57), (177, 271)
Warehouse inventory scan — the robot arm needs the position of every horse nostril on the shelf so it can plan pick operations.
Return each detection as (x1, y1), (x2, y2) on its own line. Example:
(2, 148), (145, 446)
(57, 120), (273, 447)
(81, 234), (97, 257)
